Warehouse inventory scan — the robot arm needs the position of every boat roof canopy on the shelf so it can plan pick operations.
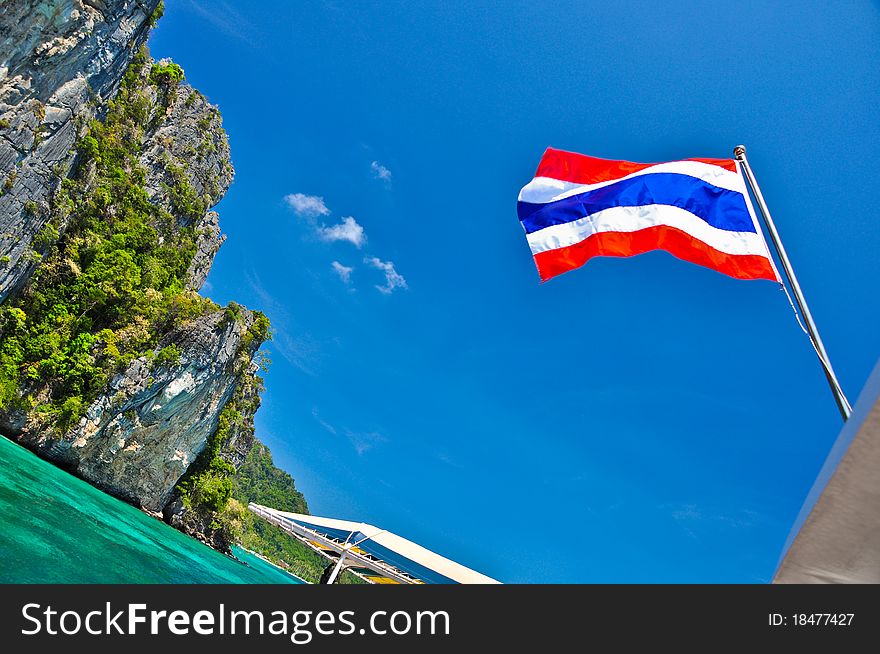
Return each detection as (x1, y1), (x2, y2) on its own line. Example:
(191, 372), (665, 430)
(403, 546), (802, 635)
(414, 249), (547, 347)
(248, 504), (499, 584)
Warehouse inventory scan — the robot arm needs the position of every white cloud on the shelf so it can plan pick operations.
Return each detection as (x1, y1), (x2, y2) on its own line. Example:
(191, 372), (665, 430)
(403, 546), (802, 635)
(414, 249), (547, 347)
(331, 260), (353, 284)
(283, 193), (330, 218)
(317, 216), (366, 248)
(365, 256), (407, 294)
(370, 160), (392, 184)
(283, 193), (368, 249)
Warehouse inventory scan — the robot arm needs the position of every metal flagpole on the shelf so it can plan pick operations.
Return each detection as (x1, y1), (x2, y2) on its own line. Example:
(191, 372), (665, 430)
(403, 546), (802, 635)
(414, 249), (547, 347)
(733, 145), (852, 421)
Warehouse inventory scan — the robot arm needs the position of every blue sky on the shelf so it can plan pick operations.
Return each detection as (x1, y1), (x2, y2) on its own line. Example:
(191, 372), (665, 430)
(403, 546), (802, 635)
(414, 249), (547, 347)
(149, 1), (880, 583)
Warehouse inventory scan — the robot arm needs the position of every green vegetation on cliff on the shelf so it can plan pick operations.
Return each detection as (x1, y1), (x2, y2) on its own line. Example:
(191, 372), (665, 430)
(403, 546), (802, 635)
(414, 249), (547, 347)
(0, 47), (218, 429)
(233, 439), (308, 513)
(0, 41), (332, 582)
(172, 317), (269, 545)
(0, 46), (281, 559)
(232, 440), (362, 584)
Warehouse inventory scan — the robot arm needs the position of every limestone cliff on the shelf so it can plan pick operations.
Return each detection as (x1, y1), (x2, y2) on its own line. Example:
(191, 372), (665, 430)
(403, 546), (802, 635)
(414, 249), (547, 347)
(0, 1), (270, 551)
(0, 0), (162, 302)
(16, 309), (263, 513)
(137, 63), (232, 291)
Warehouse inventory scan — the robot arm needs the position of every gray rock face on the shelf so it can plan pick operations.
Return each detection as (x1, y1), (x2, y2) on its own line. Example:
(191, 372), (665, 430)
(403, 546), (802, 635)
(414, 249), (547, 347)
(186, 210), (226, 291)
(0, 3), (265, 522)
(0, 0), (161, 302)
(218, 364), (261, 470)
(16, 309), (262, 513)
(137, 78), (233, 290)
(138, 78), (233, 218)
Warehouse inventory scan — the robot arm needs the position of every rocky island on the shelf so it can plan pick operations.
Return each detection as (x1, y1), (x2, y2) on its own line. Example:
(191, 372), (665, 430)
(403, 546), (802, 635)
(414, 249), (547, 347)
(0, 0), (324, 579)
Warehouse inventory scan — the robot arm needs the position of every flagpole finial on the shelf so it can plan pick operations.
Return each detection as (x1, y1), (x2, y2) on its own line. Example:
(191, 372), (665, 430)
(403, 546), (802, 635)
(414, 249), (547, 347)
(733, 145), (747, 159)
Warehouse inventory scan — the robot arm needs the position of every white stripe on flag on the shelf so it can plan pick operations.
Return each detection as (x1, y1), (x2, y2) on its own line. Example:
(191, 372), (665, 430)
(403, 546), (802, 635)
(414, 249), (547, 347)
(525, 204), (772, 258)
(518, 160), (747, 205)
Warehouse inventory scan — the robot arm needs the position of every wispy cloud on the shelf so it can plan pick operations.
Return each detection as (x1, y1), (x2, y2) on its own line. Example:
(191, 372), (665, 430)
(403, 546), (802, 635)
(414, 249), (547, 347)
(317, 216), (366, 248)
(670, 504), (701, 539)
(271, 330), (322, 376)
(284, 193), (331, 218)
(665, 502), (765, 542)
(312, 407), (337, 435)
(331, 261), (354, 284)
(370, 160), (392, 185)
(312, 408), (387, 455)
(245, 270), (320, 375)
(365, 256), (407, 294)
(184, 0), (260, 45)
(344, 429), (387, 455)
(436, 452), (464, 469)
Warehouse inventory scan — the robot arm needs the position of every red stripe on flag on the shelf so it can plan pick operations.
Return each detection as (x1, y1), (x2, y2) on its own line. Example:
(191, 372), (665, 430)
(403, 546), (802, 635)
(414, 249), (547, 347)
(535, 147), (737, 185)
(532, 225), (778, 282)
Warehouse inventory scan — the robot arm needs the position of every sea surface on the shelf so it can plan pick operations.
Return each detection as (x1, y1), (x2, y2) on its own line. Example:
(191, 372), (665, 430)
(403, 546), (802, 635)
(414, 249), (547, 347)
(0, 436), (303, 583)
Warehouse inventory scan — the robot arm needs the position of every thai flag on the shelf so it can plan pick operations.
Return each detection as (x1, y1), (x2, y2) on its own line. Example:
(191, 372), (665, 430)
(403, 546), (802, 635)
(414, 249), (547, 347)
(518, 147), (780, 283)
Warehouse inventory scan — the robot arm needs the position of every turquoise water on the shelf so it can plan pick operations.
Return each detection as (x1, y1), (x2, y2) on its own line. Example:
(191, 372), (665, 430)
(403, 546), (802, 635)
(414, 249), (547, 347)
(0, 436), (303, 583)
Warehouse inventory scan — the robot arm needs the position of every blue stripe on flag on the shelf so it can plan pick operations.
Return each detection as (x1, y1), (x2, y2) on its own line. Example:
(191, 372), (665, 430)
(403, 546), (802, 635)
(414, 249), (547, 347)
(517, 173), (755, 235)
